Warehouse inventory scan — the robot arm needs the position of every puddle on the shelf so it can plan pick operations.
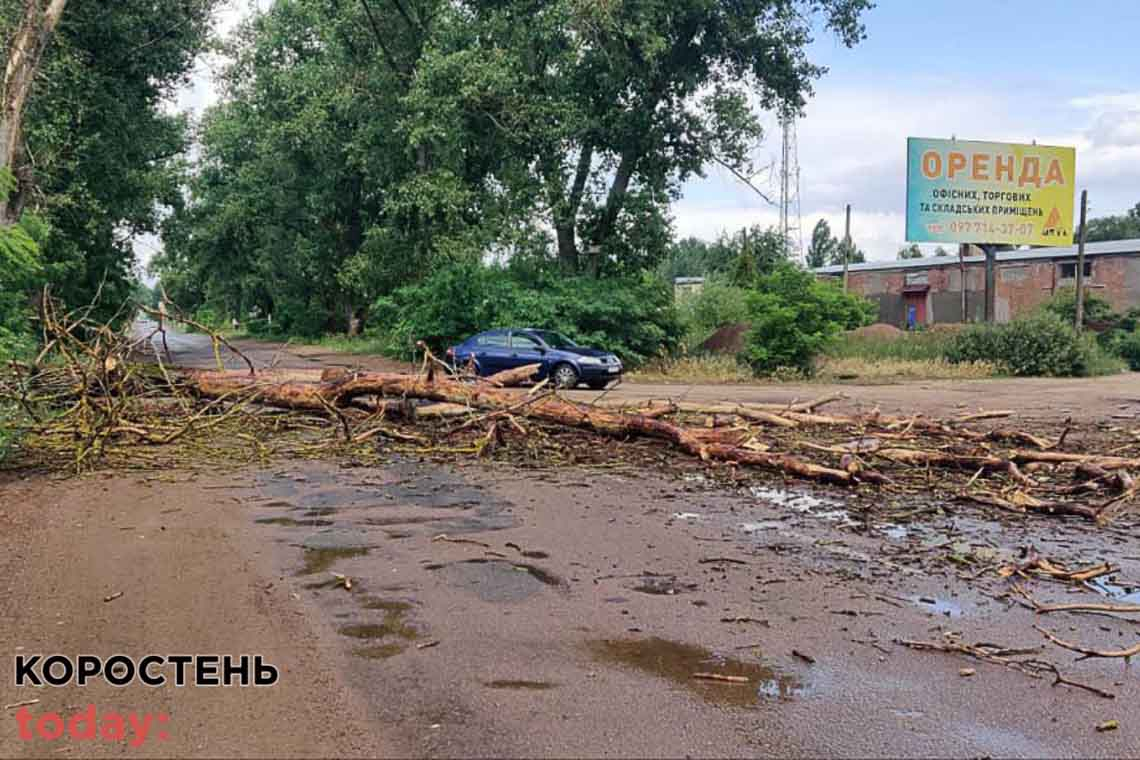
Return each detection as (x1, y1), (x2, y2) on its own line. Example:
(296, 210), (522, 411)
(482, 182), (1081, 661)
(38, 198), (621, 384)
(359, 598), (413, 613)
(255, 517), (335, 527)
(632, 575), (697, 596)
(879, 524), (910, 540)
(913, 595), (963, 618)
(739, 520), (783, 533)
(1085, 577), (1140, 604)
(299, 547), (369, 575)
(750, 486), (858, 528)
(589, 637), (804, 707)
(429, 559), (563, 602)
(483, 680), (557, 690)
(340, 621), (419, 640)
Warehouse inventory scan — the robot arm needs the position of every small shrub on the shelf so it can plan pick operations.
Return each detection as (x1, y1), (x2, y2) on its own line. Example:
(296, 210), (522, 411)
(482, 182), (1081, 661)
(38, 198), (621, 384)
(947, 313), (1120, 377)
(676, 279), (750, 351)
(740, 263), (876, 375)
(1109, 330), (1140, 371)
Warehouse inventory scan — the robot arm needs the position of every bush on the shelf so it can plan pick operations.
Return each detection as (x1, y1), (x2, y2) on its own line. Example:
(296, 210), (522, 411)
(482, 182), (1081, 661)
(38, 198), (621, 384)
(1111, 330), (1140, 371)
(740, 263), (876, 374)
(372, 261), (683, 366)
(947, 313), (1121, 377)
(676, 279), (750, 351)
(1041, 287), (1115, 325)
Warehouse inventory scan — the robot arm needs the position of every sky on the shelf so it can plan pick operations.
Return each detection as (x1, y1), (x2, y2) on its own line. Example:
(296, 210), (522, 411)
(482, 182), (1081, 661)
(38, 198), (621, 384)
(161, 0), (1140, 264)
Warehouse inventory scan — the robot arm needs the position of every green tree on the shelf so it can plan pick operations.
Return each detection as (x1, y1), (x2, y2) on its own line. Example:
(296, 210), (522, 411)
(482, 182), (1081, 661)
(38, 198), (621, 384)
(740, 262), (875, 374)
(807, 218), (838, 268)
(934, 246), (950, 257)
(8, 0), (221, 322)
(1084, 203), (1140, 243)
(897, 243), (923, 260)
(830, 239), (866, 266)
(406, 0), (870, 275)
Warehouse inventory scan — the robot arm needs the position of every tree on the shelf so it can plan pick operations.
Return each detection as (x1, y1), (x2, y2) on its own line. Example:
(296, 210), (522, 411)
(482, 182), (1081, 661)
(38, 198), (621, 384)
(1, 0), (68, 225)
(897, 244), (923, 260)
(1085, 203), (1140, 243)
(407, 0), (870, 274)
(934, 246), (950, 257)
(830, 239), (865, 266)
(807, 219), (838, 269)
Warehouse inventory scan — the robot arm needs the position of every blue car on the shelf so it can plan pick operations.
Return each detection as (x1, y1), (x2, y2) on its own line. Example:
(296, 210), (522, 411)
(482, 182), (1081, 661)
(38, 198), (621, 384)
(447, 328), (623, 389)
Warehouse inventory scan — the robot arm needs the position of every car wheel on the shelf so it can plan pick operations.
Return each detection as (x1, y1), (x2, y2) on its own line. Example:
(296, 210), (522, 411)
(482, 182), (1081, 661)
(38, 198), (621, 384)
(552, 363), (579, 389)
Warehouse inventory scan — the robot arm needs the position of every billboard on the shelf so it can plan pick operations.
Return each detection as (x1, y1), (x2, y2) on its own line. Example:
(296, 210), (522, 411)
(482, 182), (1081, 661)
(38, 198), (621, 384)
(906, 137), (1076, 247)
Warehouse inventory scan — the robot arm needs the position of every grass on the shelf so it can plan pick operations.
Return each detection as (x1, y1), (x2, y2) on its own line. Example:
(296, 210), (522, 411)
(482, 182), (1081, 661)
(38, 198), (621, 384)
(305, 334), (393, 356)
(823, 329), (959, 362)
(813, 356), (1001, 383)
(628, 354), (754, 384)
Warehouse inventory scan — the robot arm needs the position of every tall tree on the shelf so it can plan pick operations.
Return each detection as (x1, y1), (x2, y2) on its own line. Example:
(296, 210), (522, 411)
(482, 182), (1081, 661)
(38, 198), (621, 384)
(897, 243), (923, 260)
(1084, 202), (1140, 243)
(1, 0), (68, 224)
(806, 218), (837, 268)
(408, 0), (870, 275)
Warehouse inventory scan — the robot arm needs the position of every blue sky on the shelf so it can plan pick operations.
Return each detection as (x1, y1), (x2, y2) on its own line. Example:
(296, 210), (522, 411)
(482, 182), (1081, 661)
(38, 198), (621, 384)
(163, 0), (1140, 265)
(674, 0), (1140, 259)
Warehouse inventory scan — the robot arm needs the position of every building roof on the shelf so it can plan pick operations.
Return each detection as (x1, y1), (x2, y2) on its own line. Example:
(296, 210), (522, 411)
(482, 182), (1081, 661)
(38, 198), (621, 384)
(813, 238), (1140, 275)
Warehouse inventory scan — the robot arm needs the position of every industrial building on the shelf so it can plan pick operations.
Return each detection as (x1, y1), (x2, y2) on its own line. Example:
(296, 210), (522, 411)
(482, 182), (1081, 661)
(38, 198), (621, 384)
(814, 239), (1140, 327)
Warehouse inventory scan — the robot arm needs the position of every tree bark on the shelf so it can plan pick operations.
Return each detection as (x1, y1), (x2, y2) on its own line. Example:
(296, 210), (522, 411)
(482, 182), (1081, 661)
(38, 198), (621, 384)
(184, 369), (875, 485)
(552, 140), (594, 272)
(591, 144), (638, 263)
(1, 0), (69, 223)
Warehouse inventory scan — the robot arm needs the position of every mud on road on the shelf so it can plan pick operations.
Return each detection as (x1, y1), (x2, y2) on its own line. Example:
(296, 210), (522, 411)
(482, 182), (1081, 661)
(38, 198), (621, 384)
(3, 449), (1139, 758)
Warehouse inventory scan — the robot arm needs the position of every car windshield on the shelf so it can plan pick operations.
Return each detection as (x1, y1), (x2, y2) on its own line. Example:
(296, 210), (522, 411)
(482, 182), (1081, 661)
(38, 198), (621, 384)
(531, 330), (578, 349)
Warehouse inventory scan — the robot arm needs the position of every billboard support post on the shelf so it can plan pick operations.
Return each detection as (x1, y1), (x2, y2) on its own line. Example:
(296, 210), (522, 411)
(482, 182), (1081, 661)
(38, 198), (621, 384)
(1075, 189), (1088, 331)
(983, 245), (996, 323)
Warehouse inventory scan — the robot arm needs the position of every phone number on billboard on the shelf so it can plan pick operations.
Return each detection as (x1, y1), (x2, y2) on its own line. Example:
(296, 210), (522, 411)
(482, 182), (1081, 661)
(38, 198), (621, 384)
(946, 221), (1034, 237)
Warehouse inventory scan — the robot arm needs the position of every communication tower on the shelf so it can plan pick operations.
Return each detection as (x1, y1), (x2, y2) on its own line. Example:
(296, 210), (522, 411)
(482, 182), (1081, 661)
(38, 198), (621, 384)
(778, 115), (804, 265)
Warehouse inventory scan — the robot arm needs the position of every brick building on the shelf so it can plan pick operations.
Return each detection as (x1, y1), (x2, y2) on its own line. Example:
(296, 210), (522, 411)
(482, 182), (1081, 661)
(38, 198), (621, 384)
(814, 239), (1140, 327)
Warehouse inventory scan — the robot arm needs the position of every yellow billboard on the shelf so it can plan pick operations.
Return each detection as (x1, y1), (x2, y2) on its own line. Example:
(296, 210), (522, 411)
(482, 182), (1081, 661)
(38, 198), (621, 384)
(906, 138), (1076, 247)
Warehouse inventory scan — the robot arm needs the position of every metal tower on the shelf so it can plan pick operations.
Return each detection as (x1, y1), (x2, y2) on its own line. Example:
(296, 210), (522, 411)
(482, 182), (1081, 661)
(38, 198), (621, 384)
(778, 115), (804, 265)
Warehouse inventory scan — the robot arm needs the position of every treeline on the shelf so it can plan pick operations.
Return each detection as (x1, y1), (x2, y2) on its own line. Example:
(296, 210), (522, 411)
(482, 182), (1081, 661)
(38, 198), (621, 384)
(0, 0), (222, 344)
(152, 0), (871, 339)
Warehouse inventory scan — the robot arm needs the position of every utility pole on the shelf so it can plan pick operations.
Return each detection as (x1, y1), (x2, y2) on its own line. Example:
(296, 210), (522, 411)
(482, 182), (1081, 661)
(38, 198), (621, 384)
(1075, 189), (1088, 331)
(842, 204), (851, 293)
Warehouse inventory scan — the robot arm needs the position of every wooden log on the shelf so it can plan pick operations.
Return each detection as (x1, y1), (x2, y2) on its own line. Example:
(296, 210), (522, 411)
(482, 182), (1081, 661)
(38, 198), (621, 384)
(484, 363), (542, 387)
(184, 369), (881, 485)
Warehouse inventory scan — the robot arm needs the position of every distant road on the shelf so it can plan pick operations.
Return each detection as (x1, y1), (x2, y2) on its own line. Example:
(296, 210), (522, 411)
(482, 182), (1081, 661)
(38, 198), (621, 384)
(137, 321), (1140, 422)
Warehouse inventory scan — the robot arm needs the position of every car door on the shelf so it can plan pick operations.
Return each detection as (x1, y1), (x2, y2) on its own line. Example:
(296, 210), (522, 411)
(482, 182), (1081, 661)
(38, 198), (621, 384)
(473, 331), (511, 375)
(509, 331), (547, 374)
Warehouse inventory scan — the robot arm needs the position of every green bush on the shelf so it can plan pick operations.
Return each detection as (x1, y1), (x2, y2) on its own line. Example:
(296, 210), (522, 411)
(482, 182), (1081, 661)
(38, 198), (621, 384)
(740, 263), (876, 374)
(1111, 330), (1140, 371)
(372, 261), (683, 366)
(1040, 287), (1115, 325)
(947, 313), (1121, 377)
(676, 279), (750, 351)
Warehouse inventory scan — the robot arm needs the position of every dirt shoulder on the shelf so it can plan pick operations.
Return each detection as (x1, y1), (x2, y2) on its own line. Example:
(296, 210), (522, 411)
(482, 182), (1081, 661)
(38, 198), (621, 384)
(0, 471), (395, 758)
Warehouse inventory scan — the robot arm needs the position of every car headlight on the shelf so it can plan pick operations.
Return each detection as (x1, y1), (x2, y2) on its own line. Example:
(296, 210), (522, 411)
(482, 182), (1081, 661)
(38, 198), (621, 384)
(579, 356), (603, 365)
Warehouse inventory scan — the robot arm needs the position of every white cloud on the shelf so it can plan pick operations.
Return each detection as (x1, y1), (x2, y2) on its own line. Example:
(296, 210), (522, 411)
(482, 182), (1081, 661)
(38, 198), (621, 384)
(675, 83), (1140, 261)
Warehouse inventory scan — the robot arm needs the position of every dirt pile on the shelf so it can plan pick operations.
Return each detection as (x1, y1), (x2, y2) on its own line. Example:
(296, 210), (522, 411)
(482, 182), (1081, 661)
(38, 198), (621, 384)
(848, 323), (903, 339)
(699, 322), (750, 354)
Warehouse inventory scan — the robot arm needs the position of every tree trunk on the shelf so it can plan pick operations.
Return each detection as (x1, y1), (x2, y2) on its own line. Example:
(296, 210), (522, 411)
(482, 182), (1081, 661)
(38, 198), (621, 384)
(555, 224), (578, 272)
(591, 144), (638, 260)
(552, 140), (594, 273)
(1, 0), (69, 223)
(183, 368), (881, 486)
